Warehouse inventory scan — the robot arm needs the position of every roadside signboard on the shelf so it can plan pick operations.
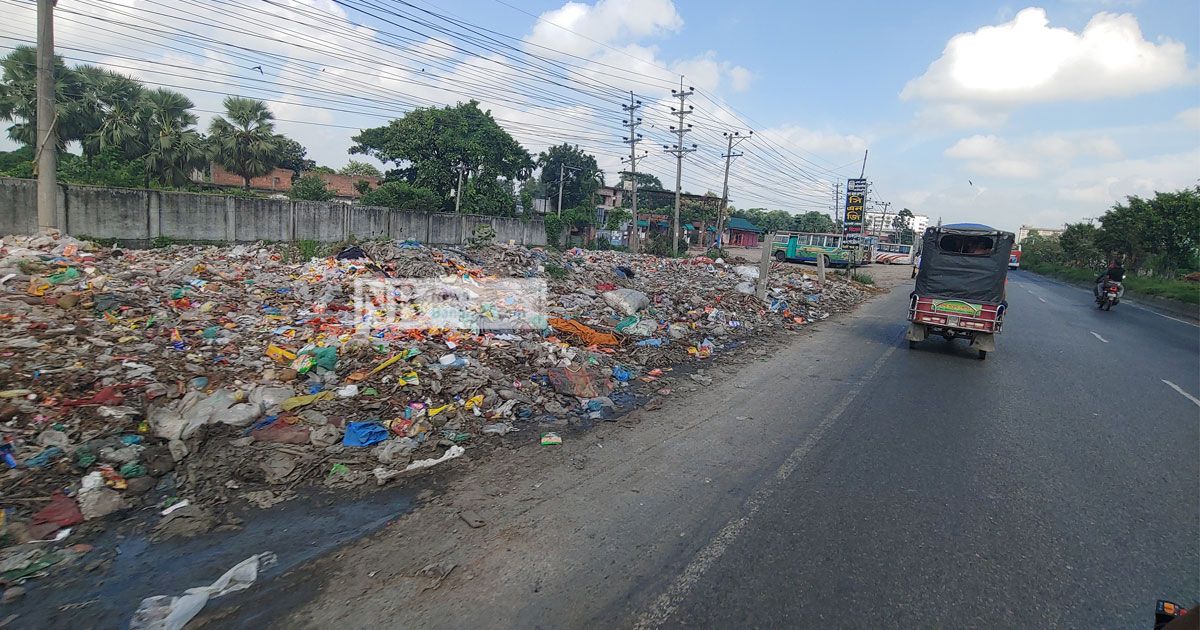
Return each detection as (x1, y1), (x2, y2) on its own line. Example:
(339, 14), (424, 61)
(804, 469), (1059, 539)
(843, 178), (867, 249)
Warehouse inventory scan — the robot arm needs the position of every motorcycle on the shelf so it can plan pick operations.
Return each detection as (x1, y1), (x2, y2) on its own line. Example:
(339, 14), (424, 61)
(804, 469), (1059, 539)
(1096, 279), (1122, 311)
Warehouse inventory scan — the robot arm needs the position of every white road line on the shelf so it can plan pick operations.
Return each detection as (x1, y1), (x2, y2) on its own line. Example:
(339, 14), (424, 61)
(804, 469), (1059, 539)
(1090, 331), (1109, 343)
(633, 344), (899, 629)
(1161, 380), (1200, 407)
(1038, 296), (1047, 303)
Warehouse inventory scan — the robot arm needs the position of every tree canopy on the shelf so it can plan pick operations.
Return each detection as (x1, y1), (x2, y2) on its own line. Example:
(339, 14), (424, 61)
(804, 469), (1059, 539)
(338, 160), (383, 178)
(350, 101), (532, 211)
(208, 96), (283, 189)
(277, 137), (316, 178)
(537, 143), (602, 212)
(289, 175), (335, 201)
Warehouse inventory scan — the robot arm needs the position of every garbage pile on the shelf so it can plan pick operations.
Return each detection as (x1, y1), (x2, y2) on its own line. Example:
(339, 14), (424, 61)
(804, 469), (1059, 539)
(0, 233), (869, 557)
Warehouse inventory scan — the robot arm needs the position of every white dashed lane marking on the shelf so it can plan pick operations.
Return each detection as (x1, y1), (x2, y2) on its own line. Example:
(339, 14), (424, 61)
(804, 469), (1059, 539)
(1162, 380), (1200, 407)
(1090, 331), (1109, 343)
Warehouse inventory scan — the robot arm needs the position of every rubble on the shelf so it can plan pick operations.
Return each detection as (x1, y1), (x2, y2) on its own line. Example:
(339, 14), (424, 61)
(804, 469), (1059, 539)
(0, 232), (870, 568)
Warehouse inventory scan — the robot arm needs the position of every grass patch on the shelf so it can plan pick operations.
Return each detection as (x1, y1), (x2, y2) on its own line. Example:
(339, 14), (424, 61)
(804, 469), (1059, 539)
(1025, 262), (1199, 305)
(851, 273), (875, 285)
(543, 262), (567, 280)
(296, 239), (324, 261)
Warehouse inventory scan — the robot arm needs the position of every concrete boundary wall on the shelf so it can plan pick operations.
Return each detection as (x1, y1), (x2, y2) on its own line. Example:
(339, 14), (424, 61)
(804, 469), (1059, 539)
(0, 177), (546, 247)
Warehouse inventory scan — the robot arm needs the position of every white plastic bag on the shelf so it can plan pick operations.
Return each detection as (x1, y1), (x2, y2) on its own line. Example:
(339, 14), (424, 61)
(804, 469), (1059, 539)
(130, 552), (277, 630)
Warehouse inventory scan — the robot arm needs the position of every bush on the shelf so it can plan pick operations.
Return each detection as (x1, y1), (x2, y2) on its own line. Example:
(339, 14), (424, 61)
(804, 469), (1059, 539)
(851, 273), (875, 285)
(289, 175), (336, 201)
(359, 181), (440, 212)
(543, 262), (567, 280)
(543, 215), (564, 247)
(468, 223), (496, 248)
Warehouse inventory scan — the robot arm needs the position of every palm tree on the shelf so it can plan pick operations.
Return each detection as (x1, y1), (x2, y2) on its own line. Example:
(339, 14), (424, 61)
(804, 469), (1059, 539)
(0, 46), (86, 150)
(138, 88), (205, 187)
(207, 96), (281, 189)
(77, 66), (145, 162)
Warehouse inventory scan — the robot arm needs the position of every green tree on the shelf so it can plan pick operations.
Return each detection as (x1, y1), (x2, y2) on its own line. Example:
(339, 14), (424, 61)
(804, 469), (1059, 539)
(289, 174), (335, 201)
(359, 180), (441, 212)
(349, 101), (532, 211)
(0, 46), (88, 151)
(0, 146), (34, 177)
(537, 143), (602, 212)
(57, 148), (144, 188)
(277, 136), (315, 178)
(208, 96), (282, 189)
(461, 177), (517, 215)
(338, 160), (382, 178)
(76, 66), (145, 162)
(138, 88), (205, 187)
(793, 211), (836, 234)
(1059, 222), (1103, 268)
(891, 208), (915, 244)
(1020, 232), (1064, 267)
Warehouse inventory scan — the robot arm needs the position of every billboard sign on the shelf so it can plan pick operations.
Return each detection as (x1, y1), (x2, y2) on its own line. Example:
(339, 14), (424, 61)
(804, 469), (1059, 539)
(843, 178), (867, 249)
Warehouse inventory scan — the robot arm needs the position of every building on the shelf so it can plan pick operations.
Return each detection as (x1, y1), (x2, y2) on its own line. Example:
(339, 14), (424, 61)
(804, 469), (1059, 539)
(594, 185), (625, 209)
(724, 217), (765, 247)
(1017, 225), (1066, 244)
(862, 211), (929, 241)
(207, 164), (380, 200)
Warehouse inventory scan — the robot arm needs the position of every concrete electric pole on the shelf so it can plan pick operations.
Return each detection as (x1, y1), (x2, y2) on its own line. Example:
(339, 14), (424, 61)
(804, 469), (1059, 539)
(716, 130), (751, 249)
(664, 79), (695, 257)
(621, 92), (644, 253)
(36, 0), (57, 233)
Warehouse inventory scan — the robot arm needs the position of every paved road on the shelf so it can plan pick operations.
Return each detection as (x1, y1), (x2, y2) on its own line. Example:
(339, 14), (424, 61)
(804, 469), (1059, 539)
(653, 270), (1199, 628)
(278, 269), (1198, 629)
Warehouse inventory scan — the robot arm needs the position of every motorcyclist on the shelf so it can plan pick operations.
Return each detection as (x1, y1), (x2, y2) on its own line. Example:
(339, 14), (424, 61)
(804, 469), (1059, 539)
(1094, 259), (1125, 299)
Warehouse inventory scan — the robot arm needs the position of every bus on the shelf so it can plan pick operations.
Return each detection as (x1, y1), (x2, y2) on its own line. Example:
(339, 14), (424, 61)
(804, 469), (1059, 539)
(874, 242), (916, 265)
(1009, 248), (1021, 268)
(770, 232), (870, 267)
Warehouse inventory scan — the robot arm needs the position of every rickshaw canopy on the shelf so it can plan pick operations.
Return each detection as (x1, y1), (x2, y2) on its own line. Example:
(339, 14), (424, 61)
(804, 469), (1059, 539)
(914, 223), (1015, 304)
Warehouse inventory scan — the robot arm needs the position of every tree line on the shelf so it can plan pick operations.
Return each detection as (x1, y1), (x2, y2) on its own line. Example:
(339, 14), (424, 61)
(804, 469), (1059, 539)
(1021, 188), (1199, 278)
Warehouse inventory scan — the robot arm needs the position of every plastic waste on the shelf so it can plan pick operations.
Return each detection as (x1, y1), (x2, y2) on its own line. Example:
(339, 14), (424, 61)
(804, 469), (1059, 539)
(601, 288), (649, 316)
(540, 432), (563, 446)
(437, 353), (467, 368)
(481, 422), (515, 435)
(342, 421), (389, 447)
(403, 444), (465, 471)
(130, 552), (277, 630)
(612, 365), (634, 382)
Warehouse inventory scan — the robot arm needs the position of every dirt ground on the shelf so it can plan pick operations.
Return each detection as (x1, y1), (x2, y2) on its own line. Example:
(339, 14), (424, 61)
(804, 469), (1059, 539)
(190, 262), (914, 629)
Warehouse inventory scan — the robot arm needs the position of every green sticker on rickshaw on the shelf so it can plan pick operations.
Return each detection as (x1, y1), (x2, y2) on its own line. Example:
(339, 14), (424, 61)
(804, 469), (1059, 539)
(931, 299), (981, 316)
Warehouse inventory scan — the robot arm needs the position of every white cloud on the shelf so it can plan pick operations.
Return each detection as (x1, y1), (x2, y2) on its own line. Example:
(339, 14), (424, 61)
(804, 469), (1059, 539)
(944, 131), (1123, 178)
(903, 8), (1194, 104)
(728, 66), (755, 92)
(525, 0), (683, 57)
(915, 103), (1010, 130)
(759, 125), (869, 156)
(1177, 107), (1200, 129)
(1055, 148), (1200, 204)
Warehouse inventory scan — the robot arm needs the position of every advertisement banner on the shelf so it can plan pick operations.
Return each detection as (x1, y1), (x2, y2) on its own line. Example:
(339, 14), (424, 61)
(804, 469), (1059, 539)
(843, 178), (867, 249)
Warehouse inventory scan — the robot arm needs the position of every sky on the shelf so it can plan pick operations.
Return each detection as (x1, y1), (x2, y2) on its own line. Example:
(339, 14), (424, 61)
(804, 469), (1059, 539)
(0, 0), (1197, 232)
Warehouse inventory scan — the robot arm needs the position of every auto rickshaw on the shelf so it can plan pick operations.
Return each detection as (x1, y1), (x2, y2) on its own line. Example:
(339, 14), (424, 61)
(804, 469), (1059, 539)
(906, 223), (1015, 360)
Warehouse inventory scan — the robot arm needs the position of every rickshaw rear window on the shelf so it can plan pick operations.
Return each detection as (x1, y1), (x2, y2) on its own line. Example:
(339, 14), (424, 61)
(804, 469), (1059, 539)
(939, 234), (994, 255)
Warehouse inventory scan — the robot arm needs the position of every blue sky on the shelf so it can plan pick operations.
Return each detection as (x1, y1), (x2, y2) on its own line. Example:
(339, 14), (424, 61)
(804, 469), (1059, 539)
(1, 0), (1197, 232)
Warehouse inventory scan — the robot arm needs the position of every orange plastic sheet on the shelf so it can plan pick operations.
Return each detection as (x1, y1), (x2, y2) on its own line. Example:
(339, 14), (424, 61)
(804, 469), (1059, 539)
(548, 318), (618, 346)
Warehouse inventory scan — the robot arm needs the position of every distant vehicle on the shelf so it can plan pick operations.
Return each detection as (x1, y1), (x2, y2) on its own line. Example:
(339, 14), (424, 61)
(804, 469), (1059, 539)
(1009, 249), (1021, 268)
(875, 242), (915, 265)
(907, 223), (1015, 360)
(771, 232), (870, 267)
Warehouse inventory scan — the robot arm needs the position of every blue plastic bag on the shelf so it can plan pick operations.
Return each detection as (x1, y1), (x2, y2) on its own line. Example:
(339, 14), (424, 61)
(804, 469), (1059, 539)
(343, 421), (389, 447)
(612, 365), (634, 382)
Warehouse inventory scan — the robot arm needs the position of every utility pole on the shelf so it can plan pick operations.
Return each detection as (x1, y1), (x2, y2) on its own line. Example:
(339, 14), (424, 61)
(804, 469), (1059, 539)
(664, 78), (695, 257)
(35, 0), (57, 233)
(621, 91), (644, 253)
(554, 164), (580, 217)
(835, 181), (844, 225)
(716, 130), (751, 249)
(454, 164), (464, 213)
(556, 163), (563, 217)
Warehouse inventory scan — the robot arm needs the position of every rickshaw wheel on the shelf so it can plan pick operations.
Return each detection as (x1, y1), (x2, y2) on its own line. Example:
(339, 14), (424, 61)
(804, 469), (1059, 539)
(977, 350), (987, 360)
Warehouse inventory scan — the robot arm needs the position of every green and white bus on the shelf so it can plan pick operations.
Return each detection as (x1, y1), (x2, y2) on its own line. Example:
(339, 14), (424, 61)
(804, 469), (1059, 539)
(770, 232), (870, 267)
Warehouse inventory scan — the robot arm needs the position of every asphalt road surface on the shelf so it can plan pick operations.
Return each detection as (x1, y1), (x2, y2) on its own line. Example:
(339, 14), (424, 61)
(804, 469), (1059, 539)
(652, 270), (1199, 628)
(279, 268), (1198, 630)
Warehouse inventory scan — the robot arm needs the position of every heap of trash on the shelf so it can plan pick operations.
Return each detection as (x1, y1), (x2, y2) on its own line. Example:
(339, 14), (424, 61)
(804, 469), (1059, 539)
(0, 233), (869, 556)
